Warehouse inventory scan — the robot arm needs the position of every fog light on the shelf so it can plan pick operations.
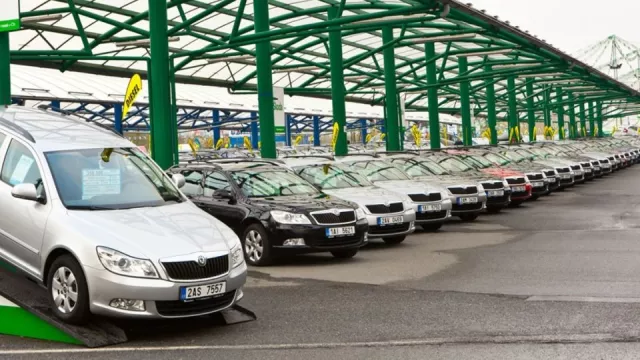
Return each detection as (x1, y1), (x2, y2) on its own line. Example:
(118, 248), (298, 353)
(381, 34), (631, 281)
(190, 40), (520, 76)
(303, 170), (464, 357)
(409, 221), (415, 230)
(283, 238), (305, 246)
(363, 232), (369, 243)
(236, 288), (244, 301)
(109, 299), (145, 311)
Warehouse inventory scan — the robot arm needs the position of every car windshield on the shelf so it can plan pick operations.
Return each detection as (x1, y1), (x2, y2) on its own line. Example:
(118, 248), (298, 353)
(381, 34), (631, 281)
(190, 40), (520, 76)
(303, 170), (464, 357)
(231, 169), (319, 197)
(484, 153), (510, 166)
(467, 155), (494, 168)
(504, 151), (526, 163)
(437, 157), (474, 172)
(516, 149), (538, 159)
(296, 164), (373, 190)
(396, 159), (450, 177)
(45, 147), (184, 210)
(346, 160), (411, 181)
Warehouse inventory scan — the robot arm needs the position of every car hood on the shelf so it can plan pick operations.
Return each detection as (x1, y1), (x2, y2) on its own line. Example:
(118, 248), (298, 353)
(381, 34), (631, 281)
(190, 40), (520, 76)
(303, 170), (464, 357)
(323, 186), (409, 206)
(478, 167), (524, 177)
(65, 201), (235, 260)
(372, 179), (445, 195)
(248, 193), (355, 213)
(412, 174), (484, 187)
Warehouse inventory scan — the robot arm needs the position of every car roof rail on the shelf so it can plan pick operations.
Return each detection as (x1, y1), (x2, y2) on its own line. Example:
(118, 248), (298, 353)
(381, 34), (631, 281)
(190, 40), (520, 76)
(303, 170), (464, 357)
(0, 117), (35, 143)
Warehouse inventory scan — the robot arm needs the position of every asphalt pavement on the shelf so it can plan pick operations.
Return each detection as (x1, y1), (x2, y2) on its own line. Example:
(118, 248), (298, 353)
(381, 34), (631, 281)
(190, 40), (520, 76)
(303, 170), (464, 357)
(3, 167), (640, 359)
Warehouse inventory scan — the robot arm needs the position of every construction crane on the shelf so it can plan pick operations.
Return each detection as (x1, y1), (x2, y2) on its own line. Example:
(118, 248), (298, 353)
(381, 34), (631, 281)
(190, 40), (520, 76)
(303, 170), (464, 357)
(573, 35), (640, 90)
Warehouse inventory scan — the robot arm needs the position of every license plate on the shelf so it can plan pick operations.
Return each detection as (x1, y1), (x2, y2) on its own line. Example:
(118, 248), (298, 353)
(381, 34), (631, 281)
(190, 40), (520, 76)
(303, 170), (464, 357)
(548, 178), (557, 183)
(512, 186), (526, 192)
(594, 167), (600, 171)
(532, 182), (544, 188)
(180, 282), (226, 300)
(585, 169), (592, 173)
(574, 171), (583, 175)
(561, 174), (571, 179)
(487, 190), (504, 197)
(377, 216), (403, 225)
(326, 226), (356, 237)
(418, 204), (441, 213)
(457, 197), (478, 204)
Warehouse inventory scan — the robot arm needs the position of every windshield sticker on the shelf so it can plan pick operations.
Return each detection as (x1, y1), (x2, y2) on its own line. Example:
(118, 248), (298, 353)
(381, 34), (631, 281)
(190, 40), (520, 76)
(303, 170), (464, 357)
(82, 169), (121, 200)
(9, 155), (35, 185)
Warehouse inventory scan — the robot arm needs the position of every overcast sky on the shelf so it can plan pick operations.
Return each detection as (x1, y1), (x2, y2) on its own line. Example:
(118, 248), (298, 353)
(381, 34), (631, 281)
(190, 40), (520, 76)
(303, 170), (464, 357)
(466, 0), (640, 54)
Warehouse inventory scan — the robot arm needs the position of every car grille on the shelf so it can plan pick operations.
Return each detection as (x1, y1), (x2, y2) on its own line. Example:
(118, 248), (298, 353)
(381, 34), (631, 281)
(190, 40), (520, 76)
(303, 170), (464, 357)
(311, 210), (356, 224)
(408, 193), (442, 202)
(527, 173), (544, 181)
(487, 194), (509, 204)
(544, 170), (556, 177)
(481, 181), (503, 190)
(560, 178), (573, 185)
(416, 210), (448, 221)
(162, 255), (229, 281)
(506, 177), (526, 185)
(156, 291), (236, 317)
(366, 203), (403, 214)
(581, 163), (591, 168)
(312, 235), (362, 248)
(452, 203), (483, 211)
(532, 185), (547, 194)
(570, 165), (581, 171)
(369, 222), (411, 236)
(448, 186), (478, 195)
(556, 167), (570, 173)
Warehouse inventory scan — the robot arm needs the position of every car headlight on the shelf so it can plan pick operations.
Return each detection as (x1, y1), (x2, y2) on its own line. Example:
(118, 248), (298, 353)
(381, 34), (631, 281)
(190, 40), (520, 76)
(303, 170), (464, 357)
(270, 210), (312, 224)
(502, 179), (511, 189)
(230, 244), (244, 268)
(96, 247), (159, 279)
(356, 208), (366, 220)
(403, 200), (414, 211)
(476, 183), (485, 195)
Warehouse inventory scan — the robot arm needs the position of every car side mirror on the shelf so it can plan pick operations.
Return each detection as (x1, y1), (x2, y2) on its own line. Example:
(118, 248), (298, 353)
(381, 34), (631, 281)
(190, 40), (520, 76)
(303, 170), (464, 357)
(213, 189), (235, 202)
(171, 173), (186, 189)
(11, 183), (39, 202)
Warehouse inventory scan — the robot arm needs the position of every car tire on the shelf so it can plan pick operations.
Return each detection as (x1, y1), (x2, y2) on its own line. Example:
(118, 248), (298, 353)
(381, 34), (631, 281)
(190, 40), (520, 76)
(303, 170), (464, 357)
(421, 223), (443, 232)
(383, 236), (406, 245)
(242, 223), (273, 266)
(330, 249), (359, 259)
(486, 207), (502, 214)
(459, 214), (478, 222)
(47, 255), (90, 325)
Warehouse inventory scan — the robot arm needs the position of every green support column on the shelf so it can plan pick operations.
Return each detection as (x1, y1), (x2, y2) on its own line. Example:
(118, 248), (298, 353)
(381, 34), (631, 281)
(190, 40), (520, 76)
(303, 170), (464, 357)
(328, 7), (348, 156)
(148, 0), (175, 169)
(556, 87), (565, 140)
(0, 33), (11, 106)
(458, 56), (472, 146)
(425, 42), (440, 149)
(484, 66), (498, 145)
(381, 26), (400, 151)
(543, 87), (551, 128)
(254, 0), (276, 158)
(596, 101), (603, 137)
(578, 96), (587, 138)
(525, 79), (536, 142)
(567, 92), (576, 139)
(507, 76), (518, 143)
(588, 101), (595, 136)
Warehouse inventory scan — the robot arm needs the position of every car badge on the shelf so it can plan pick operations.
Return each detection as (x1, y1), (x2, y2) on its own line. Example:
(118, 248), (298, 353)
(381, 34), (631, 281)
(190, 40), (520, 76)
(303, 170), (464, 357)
(197, 255), (207, 267)
(331, 209), (341, 216)
(384, 201), (390, 207)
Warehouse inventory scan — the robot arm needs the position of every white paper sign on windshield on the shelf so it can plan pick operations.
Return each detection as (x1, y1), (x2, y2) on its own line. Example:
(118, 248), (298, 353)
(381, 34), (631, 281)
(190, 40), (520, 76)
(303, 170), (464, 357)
(82, 169), (121, 200)
(9, 155), (34, 185)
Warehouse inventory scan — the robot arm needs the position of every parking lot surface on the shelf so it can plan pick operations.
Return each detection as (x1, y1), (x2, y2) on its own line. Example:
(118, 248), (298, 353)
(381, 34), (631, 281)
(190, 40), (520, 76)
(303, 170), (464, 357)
(3, 166), (640, 359)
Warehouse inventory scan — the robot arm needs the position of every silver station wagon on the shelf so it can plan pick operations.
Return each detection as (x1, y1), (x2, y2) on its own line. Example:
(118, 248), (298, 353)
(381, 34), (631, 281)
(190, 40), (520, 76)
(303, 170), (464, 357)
(0, 107), (247, 324)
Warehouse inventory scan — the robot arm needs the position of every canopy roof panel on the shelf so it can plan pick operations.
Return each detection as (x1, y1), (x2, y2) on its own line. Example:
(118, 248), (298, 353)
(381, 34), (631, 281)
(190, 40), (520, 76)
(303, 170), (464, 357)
(9, 0), (640, 120)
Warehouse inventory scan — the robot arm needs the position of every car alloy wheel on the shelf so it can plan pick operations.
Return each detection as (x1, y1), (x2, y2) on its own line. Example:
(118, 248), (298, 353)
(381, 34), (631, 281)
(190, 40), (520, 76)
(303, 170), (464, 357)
(51, 266), (78, 314)
(245, 230), (264, 263)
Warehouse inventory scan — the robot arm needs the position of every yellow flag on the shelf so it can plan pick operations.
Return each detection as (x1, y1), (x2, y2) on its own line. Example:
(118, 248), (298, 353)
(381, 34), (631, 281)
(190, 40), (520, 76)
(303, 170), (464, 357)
(365, 133), (372, 144)
(380, 133), (386, 141)
(331, 122), (340, 151)
(187, 138), (197, 156)
(123, 74), (142, 120)
(243, 136), (253, 153)
(294, 135), (303, 146)
(215, 138), (224, 150)
(101, 148), (113, 162)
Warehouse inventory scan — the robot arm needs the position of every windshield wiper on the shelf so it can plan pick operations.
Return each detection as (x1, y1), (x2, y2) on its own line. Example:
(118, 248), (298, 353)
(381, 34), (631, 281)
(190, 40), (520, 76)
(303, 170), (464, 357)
(67, 205), (117, 211)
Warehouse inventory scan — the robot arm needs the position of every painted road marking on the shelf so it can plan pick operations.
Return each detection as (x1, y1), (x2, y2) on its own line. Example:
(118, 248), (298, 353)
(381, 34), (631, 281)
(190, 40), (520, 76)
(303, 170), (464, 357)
(526, 295), (640, 303)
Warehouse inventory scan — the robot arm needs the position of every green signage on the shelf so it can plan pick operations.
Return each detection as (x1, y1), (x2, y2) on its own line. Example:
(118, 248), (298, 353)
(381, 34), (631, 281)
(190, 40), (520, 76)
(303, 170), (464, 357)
(0, 1), (20, 33)
(275, 126), (286, 133)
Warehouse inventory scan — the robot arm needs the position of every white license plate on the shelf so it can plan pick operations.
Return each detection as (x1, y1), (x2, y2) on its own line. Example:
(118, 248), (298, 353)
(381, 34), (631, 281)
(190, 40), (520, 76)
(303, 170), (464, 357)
(548, 178), (557, 183)
(326, 226), (356, 237)
(487, 190), (504, 197)
(574, 171), (583, 175)
(457, 197), (478, 204)
(512, 186), (526, 192)
(594, 167), (600, 171)
(532, 182), (544, 188)
(377, 216), (403, 225)
(180, 282), (226, 300)
(561, 174), (571, 179)
(419, 204), (441, 213)
(585, 169), (592, 173)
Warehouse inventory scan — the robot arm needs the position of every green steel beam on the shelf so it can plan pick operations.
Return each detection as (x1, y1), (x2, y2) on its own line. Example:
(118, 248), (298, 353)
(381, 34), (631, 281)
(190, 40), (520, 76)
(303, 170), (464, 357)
(556, 87), (565, 140)
(425, 42), (440, 150)
(507, 76), (519, 142)
(567, 92), (576, 139)
(588, 101), (596, 136)
(328, 7), (348, 156)
(253, 0), (276, 159)
(525, 79), (536, 142)
(579, 96), (587, 138)
(458, 56), (472, 146)
(596, 101), (604, 137)
(382, 26), (400, 151)
(543, 88), (551, 127)
(484, 65), (498, 145)
(148, 0), (174, 169)
(0, 33), (10, 106)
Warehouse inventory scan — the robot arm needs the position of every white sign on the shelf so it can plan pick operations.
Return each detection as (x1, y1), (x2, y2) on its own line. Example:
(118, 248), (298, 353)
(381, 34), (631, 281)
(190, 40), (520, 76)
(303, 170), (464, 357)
(9, 155), (34, 185)
(82, 169), (121, 200)
(0, 1), (20, 33)
(273, 86), (285, 133)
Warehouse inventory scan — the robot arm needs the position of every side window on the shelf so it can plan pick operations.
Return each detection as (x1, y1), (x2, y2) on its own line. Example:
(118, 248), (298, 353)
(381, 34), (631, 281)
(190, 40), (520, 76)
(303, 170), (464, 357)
(204, 171), (232, 196)
(1, 139), (44, 195)
(180, 170), (204, 197)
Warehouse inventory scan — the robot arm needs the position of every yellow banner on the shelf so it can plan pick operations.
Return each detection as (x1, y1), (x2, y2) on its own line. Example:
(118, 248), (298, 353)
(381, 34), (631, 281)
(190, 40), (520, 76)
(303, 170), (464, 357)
(294, 135), (303, 146)
(243, 136), (253, 153)
(123, 74), (142, 120)
(331, 122), (340, 151)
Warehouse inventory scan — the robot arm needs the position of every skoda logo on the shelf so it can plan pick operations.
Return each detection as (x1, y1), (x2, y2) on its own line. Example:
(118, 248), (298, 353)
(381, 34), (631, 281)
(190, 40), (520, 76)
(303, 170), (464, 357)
(197, 255), (207, 267)
(384, 201), (390, 207)
(331, 209), (340, 216)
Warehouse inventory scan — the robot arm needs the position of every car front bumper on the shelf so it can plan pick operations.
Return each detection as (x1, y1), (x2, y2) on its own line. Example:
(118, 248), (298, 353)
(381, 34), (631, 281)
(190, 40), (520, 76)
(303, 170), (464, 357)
(450, 194), (487, 214)
(411, 199), (452, 224)
(365, 210), (416, 238)
(85, 261), (248, 319)
(269, 220), (369, 251)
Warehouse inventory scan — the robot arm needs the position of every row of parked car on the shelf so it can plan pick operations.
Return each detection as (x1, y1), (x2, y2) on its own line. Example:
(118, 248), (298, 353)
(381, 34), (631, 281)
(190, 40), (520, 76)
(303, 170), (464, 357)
(172, 137), (640, 266)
